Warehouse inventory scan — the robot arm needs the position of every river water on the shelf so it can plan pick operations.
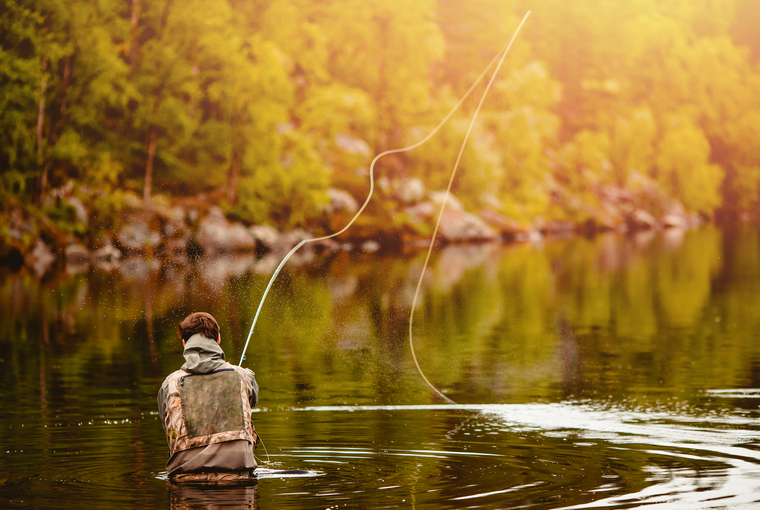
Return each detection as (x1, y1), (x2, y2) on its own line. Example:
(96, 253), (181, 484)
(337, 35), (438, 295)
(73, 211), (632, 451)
(2, 224), (759, 509)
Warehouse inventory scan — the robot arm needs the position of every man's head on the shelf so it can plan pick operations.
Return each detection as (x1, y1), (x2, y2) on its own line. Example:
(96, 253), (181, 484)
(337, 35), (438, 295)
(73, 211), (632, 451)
(178, 312), (220, 344)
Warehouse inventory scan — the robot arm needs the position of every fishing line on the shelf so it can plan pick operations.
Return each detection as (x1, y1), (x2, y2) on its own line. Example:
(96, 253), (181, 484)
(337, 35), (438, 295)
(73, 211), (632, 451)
(254, 432), (271, 464)
(408, 11), (531, 404)
(237, 23), (523, 367)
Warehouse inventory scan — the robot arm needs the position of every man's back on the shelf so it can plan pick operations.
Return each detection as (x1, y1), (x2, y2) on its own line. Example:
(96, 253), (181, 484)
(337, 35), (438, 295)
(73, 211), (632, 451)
(157, 314), (259, 482)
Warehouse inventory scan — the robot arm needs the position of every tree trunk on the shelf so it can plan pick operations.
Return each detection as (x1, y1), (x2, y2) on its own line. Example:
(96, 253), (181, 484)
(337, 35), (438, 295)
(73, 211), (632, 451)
(36, 55), (48, 164)
(130, 0), (140, 75)
(228, 144), (242, 205)
(59, 53), (72, 120)
(143, 127), (157, 206)
(39, 53), (71, 205)
(39, 161), (52, 204)
(36, 54), (48, 204)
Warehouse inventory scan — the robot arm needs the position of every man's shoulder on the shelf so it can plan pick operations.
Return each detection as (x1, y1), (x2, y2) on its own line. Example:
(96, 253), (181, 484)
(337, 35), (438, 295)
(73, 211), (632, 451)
(161, 368), (190, 388)
(226, 363), (255, 381)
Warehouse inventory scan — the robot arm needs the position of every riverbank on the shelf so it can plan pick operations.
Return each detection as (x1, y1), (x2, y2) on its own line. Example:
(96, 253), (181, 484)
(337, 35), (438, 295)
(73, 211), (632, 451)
(0, 173), (707, 278)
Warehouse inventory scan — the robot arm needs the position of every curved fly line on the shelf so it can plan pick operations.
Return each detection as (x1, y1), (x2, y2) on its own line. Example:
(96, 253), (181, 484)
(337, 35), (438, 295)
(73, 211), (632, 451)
(408, 12), (532, 404)
(240, 12), (532, 404)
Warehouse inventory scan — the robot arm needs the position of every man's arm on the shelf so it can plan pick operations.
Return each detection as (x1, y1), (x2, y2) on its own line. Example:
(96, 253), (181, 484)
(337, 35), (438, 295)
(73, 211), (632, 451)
(243, 368), (259, 408)
(157, 383), (168, 432)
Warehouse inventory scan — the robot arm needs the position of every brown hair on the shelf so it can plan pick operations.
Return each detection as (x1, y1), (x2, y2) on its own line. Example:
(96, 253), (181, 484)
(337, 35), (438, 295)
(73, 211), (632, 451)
(177, 312), (220, 342)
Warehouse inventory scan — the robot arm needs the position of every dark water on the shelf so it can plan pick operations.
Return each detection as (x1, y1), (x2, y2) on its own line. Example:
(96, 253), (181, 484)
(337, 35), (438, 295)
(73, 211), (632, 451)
(2, 224), (760, 509)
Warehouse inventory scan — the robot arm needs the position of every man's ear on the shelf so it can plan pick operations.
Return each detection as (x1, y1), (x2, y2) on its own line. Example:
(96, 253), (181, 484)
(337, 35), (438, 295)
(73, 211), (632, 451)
(182, 339), (187, 346)
(217, 331), (221, 344)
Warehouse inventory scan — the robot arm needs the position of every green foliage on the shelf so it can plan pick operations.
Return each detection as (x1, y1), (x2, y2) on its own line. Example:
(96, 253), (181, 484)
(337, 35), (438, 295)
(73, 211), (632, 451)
(654, 115), (724, 214)
(3, 0), (760, 230)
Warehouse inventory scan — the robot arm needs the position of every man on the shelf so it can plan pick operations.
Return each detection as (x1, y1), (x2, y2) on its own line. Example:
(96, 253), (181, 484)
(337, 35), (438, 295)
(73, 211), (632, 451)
(157, 312), (260, 482)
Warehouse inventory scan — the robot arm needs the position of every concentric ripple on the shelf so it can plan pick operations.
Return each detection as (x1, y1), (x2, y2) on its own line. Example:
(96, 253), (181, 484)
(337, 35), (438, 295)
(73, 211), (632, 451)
(2, 402), (759, 509)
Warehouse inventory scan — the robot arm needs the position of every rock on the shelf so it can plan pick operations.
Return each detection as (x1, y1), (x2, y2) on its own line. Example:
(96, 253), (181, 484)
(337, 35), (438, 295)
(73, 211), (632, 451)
(514, 230), (543, 242)
(324, 188), (359, 215)
(249, 225), (281, 249)
(393, 178), (426, 204)
(92, 244), (122, 262)
(480, 193), (506, 211)
(661, 214), (687, 229)
(279, 229), (313, 249)
(64, 197), (89, 226)
(429, 191), (464, 211)
(65, 244), (90, 264)
(314, 238), (340, 252)
(438, 208), (497, 242)
(478, 210), (525, 234)
(208, 206), (225, 219)
(543, 221), (576, 235)
(361, 240), (380, 252)
(629, 209), (658, 230)
(25, 239), (56, 277)
(171, 206), (187, 225)
(117, 218), (161, 253)
(195, 215), (255, 255)
(404, 202), (436, 224)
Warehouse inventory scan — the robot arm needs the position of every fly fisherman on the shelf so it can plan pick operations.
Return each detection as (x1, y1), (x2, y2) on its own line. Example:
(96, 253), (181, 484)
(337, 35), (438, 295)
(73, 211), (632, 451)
(157, 312), (260, 482)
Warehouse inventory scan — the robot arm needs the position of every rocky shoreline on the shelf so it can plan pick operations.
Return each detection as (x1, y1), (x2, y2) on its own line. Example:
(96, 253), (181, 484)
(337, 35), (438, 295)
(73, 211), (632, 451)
(1, 173), (705, 279)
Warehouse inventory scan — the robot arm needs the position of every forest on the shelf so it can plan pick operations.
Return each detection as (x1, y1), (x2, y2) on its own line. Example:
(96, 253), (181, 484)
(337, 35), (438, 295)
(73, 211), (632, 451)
(2, 0), (760, 253)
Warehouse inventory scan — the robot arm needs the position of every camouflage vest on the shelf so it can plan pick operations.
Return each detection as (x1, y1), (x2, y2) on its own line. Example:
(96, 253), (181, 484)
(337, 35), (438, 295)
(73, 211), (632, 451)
(163, 364), (258, 455)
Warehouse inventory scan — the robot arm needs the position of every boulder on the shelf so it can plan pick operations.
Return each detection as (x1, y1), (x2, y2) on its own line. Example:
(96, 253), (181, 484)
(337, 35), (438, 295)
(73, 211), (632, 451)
(393, 178), (426, 204)
(629, 209), (658, 230)
(661, 214), (687, 229)
(195, 214), (255, 255)
(64, 197), (89, 226)
(314, 238), (340, 252)
(324, 188), (359, 215)
(543, 221), (577, 237)
(279, 229), (313, 249)
(404, 202), (436, 225)
(438, 208), (497, 242)
(479, 210), (526, 234)
(361, 240), (380, 252)
(429, 191), (464, 211)
(249, 225), (281, 249)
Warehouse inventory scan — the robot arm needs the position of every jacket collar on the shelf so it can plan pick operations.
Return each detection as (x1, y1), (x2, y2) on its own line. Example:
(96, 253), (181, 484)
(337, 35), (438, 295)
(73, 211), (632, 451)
(181, 333), (226, 373)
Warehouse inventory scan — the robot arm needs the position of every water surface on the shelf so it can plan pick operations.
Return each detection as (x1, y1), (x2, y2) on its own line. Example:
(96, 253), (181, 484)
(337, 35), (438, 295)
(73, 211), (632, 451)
(2, 224), (759, 508)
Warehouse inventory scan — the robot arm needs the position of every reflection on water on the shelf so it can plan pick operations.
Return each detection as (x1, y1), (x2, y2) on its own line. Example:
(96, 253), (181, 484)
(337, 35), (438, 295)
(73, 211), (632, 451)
(168, 483), (258, 509)
(1, 225), (760, 508)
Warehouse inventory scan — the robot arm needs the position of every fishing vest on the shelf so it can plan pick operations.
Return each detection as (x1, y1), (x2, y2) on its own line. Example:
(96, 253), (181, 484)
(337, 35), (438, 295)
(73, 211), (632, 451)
(163, 364), (259, 456)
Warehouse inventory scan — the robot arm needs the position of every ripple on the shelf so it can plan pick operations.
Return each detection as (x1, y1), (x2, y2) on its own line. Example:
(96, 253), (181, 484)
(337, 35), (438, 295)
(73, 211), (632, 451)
(272, 403), (760, 508)
(3, 404), (760, 509)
